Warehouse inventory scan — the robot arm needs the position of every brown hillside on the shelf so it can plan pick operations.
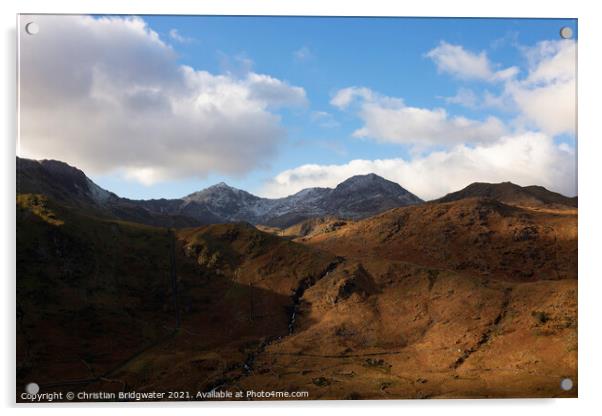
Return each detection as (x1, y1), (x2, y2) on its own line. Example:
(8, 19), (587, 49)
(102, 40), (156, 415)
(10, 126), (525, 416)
(436, 182), (577, 209)
(239, 258), (577, 399)
(257, 216), (351, 239)
(234, 198), (577, 398)
(300, 198), (577, 282)
(16, 192), (577, 400)
(16, 196), (341, 398)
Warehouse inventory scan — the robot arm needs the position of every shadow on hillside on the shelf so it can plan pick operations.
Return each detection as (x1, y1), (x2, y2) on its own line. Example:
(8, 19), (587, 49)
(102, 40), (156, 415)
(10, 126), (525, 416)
(16, 208), (314, 399)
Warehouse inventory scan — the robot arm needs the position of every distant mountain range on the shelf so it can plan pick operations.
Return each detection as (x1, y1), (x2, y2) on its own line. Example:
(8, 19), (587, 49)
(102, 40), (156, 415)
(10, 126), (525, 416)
(16, 157), (577, 228)
(16, 157), (423, 227)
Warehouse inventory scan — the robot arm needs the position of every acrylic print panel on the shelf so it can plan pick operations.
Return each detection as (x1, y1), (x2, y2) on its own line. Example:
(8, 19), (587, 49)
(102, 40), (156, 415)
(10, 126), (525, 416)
(16, 14), (577, 402)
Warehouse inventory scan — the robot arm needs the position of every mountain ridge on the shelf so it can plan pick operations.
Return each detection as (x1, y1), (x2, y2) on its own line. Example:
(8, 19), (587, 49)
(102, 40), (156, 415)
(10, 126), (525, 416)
(16, 157), (423, 228)
(17, 157), (577, 229)
(435, 181), (577, 208)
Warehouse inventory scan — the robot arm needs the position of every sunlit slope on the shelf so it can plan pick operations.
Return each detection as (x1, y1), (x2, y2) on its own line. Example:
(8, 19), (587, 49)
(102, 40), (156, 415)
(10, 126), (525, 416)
(300, 198), (577, 282)
(239, 258), (577, 398)
(16, 192), (577, 400)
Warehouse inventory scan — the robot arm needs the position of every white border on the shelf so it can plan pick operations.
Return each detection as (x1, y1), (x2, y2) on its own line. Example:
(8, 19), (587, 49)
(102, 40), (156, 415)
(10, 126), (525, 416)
(2, 1), (601, 415)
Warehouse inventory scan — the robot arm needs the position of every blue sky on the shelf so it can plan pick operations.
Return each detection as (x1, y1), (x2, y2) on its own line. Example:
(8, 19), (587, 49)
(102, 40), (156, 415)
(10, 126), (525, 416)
(19, 15), (577, 200)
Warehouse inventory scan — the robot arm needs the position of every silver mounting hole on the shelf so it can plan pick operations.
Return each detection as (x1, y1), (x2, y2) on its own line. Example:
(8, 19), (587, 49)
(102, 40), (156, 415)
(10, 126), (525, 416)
(560, 377), (573, 391)
(25, 22), (39, 35)
(560, 27), (573, 39)
(25, 382), (40, 395)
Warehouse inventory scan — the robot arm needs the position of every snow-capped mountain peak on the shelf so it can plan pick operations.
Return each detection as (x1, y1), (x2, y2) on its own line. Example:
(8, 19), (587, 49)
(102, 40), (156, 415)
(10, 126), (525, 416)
(17, 156), (423, 228)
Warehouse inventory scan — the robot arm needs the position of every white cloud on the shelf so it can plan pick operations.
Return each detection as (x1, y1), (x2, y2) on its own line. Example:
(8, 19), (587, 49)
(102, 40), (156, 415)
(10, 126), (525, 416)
(168, 29), (193, 43)
(245, 73), (307, 108)
(217, 52), (255, 77)
(19, 15), (307, 185)
(490, 31), (519, 50)
(506, 40), (576, 136)
(441, 87), (478, 108)
(310, 111), (340, 128)
(426, 39), (576, 136)
(123, 167), (167, 186)
(330, 87), (506, 146)
(293, 46), (314, 62)
(260, 132), (575, 200)
(330, 87), (378, 109)
(425, 41), (519, 82)
(482, 89), (511, 111)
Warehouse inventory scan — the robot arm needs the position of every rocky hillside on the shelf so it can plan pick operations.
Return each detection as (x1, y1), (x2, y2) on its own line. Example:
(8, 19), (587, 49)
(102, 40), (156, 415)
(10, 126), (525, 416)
(16, 195), (339, 394)
(17, 158), (201, 227)
(299, 198), (577, 282)
(17, 157), (116, 207)
(435, 181), (577, 208)
(138, 173), (422, 227)
(16, 158), (577, 400)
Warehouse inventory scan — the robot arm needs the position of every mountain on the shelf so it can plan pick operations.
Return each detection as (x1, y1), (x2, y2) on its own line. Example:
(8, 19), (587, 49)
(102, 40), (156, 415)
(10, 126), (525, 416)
(435, 181), (577, 208)
(240, 196), (577, 399)
(325, 173), (423, 218)
(299, 197), (577, 282)
(17, 157), (423, 227)
(16, 158), (577, 400)
(17, 157), (116, 207)
(170, 173), (422, 227)
(16, 157), (202, 227)
(16, 194), (340, 394)
(17, 191), (577, 400)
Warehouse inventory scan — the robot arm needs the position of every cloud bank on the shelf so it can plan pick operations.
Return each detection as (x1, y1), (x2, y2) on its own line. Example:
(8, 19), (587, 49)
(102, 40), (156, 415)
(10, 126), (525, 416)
(260, 132), (576, 200)
(293, 39), (576, 201)
(331, 87), (507, 147)
(19, 15), (307, 185)
(427, 40), (577, 136)
(19, 16), (576, 202)
(507, 40), (576, 136)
